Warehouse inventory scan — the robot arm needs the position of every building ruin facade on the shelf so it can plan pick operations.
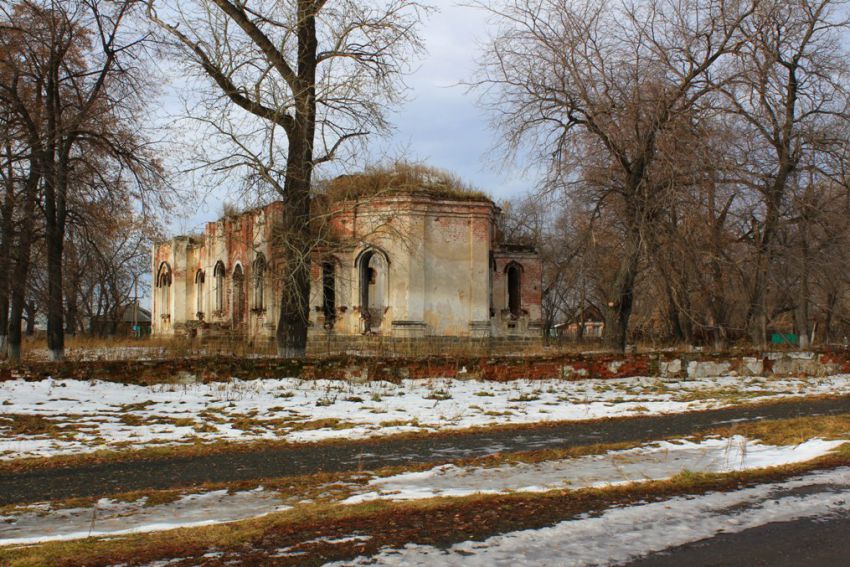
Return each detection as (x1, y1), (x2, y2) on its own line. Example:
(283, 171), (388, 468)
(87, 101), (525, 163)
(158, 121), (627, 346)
(151, 188), (543, 342)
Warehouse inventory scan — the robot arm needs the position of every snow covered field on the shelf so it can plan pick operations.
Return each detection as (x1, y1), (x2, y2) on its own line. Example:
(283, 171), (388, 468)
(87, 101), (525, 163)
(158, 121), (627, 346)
(2, 374), (850, 460)
(1, 437), (842, 546)
(335, 467), (850, 566)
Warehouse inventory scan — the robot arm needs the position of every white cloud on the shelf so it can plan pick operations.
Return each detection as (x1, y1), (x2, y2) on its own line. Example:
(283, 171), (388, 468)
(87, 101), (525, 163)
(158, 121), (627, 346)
(154, 1), (539, 234)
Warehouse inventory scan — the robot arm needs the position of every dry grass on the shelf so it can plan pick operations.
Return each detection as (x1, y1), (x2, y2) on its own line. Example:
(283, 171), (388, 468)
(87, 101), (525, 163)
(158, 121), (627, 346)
(706, 414), (850, 445)
(2, 414), (60, 436)
(2, 393), (847, 476)
(319, 162), (492, 204)
(11, 334), (283, 362)
(5, 443), (850, 567)
(8, 333), (560, 361)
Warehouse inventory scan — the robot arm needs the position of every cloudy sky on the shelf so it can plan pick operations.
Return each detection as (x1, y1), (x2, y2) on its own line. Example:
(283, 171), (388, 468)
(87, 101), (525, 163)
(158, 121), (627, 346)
(159, 1), (538, 236)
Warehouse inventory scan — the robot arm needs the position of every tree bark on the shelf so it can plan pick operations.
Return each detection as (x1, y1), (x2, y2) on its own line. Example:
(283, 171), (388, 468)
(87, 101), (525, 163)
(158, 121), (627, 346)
(6, 159), (38, 363)
(604, 226), (641, 353)
(0, 147), (14, 359)
(796, 211), (811, 350)
(276, 173), (310, 358)
(747, 184), (783, 347)
(274, 0), (317, 358)
(43, 153), (68, 361)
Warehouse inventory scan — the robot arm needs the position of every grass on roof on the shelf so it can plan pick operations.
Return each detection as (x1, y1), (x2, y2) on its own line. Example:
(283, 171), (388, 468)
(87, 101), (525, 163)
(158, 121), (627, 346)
(320, 162), (492, 203)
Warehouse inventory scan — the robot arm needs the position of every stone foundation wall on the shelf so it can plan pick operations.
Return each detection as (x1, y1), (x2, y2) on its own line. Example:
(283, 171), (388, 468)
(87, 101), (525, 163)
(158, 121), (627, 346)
(4, 350), (850, 385)
(304, 335), (544, 357)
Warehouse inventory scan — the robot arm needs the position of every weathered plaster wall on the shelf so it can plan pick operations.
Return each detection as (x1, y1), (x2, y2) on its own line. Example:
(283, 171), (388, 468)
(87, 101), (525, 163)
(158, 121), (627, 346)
(153, 203), (281, 339)
(153, 196), (543, 339)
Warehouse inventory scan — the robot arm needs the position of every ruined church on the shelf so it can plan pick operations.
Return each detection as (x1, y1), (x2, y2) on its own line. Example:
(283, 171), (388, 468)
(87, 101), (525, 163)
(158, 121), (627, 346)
(151, 168), (542, 341)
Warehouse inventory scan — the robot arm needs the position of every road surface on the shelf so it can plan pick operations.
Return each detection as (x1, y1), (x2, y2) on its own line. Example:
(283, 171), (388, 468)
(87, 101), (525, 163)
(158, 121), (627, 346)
(3, 395), (850, 506)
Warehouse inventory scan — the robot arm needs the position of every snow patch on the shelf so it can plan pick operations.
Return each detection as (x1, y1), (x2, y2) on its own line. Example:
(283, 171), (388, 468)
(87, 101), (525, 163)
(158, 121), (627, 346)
(0, 488), (291, 546)
(344, 437), (846, 504)
(330, 467), (850, 566)
(2, 374), (850, 460)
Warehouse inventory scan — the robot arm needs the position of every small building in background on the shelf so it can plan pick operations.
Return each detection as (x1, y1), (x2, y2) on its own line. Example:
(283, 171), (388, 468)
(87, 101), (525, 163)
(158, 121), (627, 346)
(553, 306), (606, 339)
(88, 300), (152, 337)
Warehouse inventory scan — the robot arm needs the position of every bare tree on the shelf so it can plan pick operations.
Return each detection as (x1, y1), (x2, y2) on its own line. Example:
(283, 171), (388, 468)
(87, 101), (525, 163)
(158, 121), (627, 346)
(0, 6), (44, 361)
(473, 0), (755, 351)
(717, 0), (850, 345)
(0, 0), (164, 360)
(147, 0), (427, 356)
(0, 115), (23, 358)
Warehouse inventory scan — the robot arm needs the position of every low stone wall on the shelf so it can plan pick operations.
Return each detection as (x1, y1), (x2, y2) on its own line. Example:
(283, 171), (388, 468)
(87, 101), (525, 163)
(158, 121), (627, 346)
(304, 334), (544, 357)
(3, 350), (850, 385)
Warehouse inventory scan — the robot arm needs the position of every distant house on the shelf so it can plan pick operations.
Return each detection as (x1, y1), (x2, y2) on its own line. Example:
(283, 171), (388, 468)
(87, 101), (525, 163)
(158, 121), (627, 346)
(89, 301), (152, 336)
(554, 306), (605, 339)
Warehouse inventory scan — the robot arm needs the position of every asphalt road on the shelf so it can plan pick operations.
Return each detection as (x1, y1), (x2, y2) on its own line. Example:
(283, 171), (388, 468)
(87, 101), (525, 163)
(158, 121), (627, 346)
(625, 512), (850, 567)
(3, 395), (850, 506)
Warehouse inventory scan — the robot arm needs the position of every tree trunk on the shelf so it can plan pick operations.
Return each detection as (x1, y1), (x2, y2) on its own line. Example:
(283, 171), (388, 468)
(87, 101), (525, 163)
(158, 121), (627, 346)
(0, 178), (13, 359)
(6, 163), (38, 363)
(45, 205), (66, 360)
(824, 290), (837, 344)
(0, 142), (20, 359)
(662, 278), (685, 343)
(24, 303), (36, 336)
(8, 241), (33, 363)
(43, 144), (69, 361)
(604, 227), (641, 353)
(274, 0), (318, 358)
(795, 205), (811, 350)
(8, 296), (25, 363)
(65, 289), (78, 337)
(275, 115), (313, 355)
(275, 172), (311, 357)
(747, 186), (782, 347)
(708, 254), (730, 351)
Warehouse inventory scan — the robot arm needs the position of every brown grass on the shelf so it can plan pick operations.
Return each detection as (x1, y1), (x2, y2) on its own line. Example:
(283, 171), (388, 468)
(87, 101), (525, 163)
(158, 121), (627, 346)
(704, 413), (850, 445)
(2, 414), (60, 436)
(7, 333), (554, 362)
(3, 394), (847, 476)
(319, 162), (492, 204)
(4, 444), (850, 567)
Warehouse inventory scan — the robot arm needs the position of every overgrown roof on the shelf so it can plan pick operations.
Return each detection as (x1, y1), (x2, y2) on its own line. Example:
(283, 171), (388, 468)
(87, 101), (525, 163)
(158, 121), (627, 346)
(319, 163), (492, 204)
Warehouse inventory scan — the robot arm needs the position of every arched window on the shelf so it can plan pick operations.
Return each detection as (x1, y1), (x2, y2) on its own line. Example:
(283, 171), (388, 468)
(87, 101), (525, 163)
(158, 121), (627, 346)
(233, 264), (245, 325)
(253, 254), (266, 310)
(357, 248), (389, 332)
(506, 262), (522, 318)
(156, 262), (172, 318)
(213, 261), (226, 313)
(322, 260), (336, 326)
(194, 270), (205, 317)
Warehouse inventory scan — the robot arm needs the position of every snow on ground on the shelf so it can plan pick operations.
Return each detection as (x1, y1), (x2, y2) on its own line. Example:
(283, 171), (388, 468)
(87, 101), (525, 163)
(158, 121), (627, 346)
(0, 488), (291, 546)
(1, 437), (843, 546)
(331, 467), (850, 566)
(2, 374), (850, 460)
(344, 437), (846, 504)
